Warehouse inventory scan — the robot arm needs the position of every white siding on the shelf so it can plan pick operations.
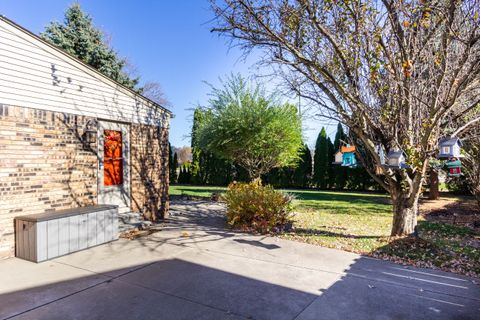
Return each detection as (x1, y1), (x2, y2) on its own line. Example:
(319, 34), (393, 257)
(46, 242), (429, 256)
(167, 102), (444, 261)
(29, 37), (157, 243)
(0, 18), (170, 126)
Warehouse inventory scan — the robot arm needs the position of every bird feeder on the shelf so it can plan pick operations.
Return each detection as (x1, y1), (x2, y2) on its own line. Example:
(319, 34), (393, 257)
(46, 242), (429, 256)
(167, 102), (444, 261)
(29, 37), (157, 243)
(385, 150), (409, 169)
(445, 159), (462, 177)
(333, 150), (343, 165)
(341, 144), (357, 167)
(438, 137), (462, 159)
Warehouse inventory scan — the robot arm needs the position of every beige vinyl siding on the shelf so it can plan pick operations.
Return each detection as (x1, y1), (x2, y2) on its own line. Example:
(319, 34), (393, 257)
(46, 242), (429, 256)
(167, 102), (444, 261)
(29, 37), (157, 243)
(0, 18), (169, 126)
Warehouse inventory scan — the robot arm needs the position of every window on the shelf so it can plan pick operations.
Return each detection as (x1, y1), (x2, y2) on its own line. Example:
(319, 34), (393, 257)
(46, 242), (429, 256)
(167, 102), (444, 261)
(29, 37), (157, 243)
(104, 130), (123, 186)
(442, 146), (450, 154)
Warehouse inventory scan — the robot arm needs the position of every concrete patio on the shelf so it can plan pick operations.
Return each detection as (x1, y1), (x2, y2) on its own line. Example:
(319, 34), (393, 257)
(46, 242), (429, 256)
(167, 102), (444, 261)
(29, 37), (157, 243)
(1, 200), (479, 320)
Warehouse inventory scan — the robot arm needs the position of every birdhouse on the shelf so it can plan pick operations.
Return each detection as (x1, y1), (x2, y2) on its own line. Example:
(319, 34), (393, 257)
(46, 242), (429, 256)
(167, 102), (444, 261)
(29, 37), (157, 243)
(385, 150), (409, 169)
(438, 137), (462, 159)
(445, 159), (462, 177)
(375, 145), (386, 165)
(333, 150), (343, 164)
(341, 144), (357, 167)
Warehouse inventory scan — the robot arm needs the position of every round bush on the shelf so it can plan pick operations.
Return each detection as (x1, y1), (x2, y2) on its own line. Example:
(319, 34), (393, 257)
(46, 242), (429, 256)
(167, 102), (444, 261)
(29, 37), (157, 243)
(221, 180), (294, 233)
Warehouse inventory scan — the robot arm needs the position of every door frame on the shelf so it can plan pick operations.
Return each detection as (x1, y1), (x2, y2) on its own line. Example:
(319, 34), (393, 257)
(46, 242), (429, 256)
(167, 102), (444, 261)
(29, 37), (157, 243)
(97, 120), (131, 212)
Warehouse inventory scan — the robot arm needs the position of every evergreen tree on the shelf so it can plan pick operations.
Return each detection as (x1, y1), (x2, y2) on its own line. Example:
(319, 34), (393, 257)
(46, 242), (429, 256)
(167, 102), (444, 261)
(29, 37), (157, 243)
(313, 128), (329, 189)
(292, 144), (312, 188)
(327, 137), (335, 189)
(185, 165), (192, 184)
(171, 152), (178, 184)
(333, 123), (348, 189)
(168, 143), (174, 184)
(41, 3), (139, 88)
(178, 166), (185, 184)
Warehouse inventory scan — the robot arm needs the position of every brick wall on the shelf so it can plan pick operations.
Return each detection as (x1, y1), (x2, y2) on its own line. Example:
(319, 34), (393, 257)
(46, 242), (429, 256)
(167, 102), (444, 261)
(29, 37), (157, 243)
(131, 124), (170, 221)
(0, 104), (170, 259)
(0, 104), (97, 259)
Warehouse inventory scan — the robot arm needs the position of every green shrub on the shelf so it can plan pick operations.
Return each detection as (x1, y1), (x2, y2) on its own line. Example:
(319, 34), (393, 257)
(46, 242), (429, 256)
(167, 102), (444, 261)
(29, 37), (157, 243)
(221, 180), (294, 233)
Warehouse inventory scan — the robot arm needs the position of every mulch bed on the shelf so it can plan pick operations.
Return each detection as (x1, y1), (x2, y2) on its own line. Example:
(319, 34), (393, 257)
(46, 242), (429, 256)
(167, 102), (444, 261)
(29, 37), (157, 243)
(419, 196), (480, 231)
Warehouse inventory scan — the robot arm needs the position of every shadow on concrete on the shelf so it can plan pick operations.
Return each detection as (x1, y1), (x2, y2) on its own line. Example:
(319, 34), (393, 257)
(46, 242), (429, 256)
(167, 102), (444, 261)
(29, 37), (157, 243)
(1, 255), (479, 320)
(0, 259), (314, 320)
(289, 227), (383, 240)
(233, 238), (281, 250)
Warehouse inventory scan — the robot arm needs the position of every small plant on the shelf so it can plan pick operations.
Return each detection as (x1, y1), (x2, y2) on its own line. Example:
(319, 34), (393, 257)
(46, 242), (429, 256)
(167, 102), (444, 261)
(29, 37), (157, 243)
(221, 179), (294, 233)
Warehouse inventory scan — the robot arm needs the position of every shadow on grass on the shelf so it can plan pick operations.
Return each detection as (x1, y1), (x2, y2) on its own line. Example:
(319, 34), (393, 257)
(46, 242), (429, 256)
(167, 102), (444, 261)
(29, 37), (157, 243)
(171, 185), (391, 205)
(286, 189), (391, 205)
(171, 186), (226, 196)
(288, 227), (383, 240)
(297, 202), (391, 216)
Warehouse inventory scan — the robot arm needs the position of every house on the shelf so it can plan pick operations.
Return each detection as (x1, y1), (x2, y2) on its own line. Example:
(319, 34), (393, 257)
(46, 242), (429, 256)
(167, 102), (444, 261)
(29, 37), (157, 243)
(333, 150), (343, 164)
(385, 150), (409, 169)
(438, 137), (462, 159)
(340, 144), (357, 167)
(0, 16), (172, 259)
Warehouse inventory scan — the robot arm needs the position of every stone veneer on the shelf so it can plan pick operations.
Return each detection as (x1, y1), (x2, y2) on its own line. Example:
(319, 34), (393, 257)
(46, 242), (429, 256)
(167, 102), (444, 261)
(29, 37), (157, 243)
(0, 104), (169, 259)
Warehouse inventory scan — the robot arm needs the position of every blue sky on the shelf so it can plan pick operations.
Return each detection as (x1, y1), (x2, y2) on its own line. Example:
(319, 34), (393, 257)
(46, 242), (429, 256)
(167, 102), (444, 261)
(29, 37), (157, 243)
(1, 0), (337, 148)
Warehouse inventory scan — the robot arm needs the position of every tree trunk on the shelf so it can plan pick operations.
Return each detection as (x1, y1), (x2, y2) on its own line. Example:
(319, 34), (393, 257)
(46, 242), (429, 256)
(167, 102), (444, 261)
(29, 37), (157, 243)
(429, 169), (439, 200)
(391, 194), (418, 236)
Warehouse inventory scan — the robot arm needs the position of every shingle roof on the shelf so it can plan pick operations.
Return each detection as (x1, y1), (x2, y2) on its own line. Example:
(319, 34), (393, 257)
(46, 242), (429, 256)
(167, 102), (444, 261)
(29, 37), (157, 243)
(341, 145), (356, 153)
(439, 137), (462, 146)
(387, 150), (405, 159)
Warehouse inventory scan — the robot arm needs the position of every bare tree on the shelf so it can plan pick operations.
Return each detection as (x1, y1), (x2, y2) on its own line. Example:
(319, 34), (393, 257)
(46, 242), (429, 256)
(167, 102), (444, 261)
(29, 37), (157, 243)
(211, 0), (480, 235)
(461, 124), (480, 208)
(142, 81), (171, 107)
(175, 146), (193, 164)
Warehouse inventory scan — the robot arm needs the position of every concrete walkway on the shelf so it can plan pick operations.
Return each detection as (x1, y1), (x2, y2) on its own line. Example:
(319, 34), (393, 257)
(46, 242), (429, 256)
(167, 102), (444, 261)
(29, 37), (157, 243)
(0, 200), (479, 320)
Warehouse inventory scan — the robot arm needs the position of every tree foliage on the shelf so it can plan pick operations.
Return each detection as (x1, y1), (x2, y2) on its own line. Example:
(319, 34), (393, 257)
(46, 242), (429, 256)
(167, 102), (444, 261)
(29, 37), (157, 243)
(191, 108), (234, 185)
(197, 74), (303, 180)
(461, 126), (480, 207)
(292, 144), (312, 188)
(211, 0), (480, 235)
(42, 3), (139, 88)
(313, 127), (330, 189)
(169, 144), (178, 184)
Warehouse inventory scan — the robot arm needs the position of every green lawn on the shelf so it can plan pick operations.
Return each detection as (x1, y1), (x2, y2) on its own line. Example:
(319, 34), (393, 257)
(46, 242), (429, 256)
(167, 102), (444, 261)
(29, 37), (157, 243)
(170, 185), (480, 277)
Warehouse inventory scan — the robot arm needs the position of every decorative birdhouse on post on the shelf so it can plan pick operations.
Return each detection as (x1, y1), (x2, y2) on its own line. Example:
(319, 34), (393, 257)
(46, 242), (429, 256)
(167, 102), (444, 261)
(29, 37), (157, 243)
(341, 144), (357, 167)
(438, 137), (462, 159)
(385, 150), (409, 169)
(445, 159), (462, 177)
(333, 150), (343, 165)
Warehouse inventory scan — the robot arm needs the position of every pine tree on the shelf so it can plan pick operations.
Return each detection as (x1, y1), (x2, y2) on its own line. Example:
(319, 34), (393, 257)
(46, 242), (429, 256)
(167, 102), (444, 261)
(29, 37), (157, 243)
(171, 152), (178, 184)
(327, 137), (335, 189)
(41, 3), (139, 88)
(293, 144), (312, 188)
(168, 143), (174, 184)
(313, 128), (329, 189)
(178, 166), (184, 184)
(333, 123), (348, 189)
